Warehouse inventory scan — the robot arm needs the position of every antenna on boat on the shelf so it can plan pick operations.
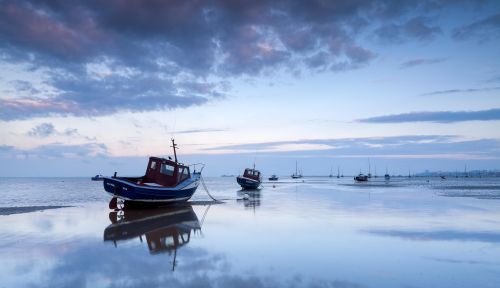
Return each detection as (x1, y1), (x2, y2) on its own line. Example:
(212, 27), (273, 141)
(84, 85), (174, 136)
(171, 138), (178, 163)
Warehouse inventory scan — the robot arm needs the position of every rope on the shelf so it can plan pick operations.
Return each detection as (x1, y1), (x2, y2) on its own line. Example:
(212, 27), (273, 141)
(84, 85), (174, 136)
(199, 175), (261, 202)
(200, 175), (224, 203)
(200, 204), (211, 227)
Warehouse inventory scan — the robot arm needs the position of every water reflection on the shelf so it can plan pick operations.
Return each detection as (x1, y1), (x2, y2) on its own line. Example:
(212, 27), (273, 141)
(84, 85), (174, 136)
(236, 190), (261, 210)
(103, 204), (201, 270)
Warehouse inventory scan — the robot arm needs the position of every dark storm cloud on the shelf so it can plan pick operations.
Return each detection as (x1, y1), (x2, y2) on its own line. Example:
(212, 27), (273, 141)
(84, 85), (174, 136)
(452, 13), (500, 41)
(0, 0), (497, 120)
(421, 86), (500, 96)
(358, 108), (500, 123)
(400, 57), (446, 69)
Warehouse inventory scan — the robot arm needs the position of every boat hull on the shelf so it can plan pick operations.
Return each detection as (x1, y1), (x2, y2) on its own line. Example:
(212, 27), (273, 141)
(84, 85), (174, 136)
(103, 173), (201, 203)
(237, 176), (261, 189)
(354, 176), (368, 182)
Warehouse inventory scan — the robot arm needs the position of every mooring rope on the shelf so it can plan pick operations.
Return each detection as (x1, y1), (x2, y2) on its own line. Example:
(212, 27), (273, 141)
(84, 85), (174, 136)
(200, 175), (224, 203)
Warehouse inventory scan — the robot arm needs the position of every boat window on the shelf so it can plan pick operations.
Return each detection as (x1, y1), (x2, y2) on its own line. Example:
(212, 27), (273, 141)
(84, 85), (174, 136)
(177, 167), (189, 182)
(162, 236), (175, 247)
(160, 163), (175, 176)
(150, 161), (157, 170)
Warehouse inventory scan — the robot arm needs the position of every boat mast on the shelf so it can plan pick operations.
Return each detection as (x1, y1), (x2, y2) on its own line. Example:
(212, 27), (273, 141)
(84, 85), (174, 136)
(171, 138), (178, 163)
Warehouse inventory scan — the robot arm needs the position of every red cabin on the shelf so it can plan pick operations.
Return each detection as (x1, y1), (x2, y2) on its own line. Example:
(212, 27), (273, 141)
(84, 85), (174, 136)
(141, 157), (191, 187)
(243, 168), (261, 181)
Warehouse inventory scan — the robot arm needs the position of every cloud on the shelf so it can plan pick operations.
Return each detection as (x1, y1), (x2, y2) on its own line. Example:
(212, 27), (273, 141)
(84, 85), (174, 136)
(27, 122), (55, 137)
(0, 145), (14, 152)
(420, 86), (500, 96)
(357, 108), (500, 123)
(453, 13), (500, 41)
(0, 75), (217, 120)
(400, 57), (446, 69)
(202, 135), (500, 160)
(366, 229), (500, 243)
(2, 1), (493, 120)
(174, 128), (227, 134)
(374, 16), (441, 43)
(25, 122), (91, 139)
(1, 142), (108, 159)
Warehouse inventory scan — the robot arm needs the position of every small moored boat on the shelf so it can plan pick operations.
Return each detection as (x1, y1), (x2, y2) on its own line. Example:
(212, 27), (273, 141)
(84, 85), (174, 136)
(91, 174), (104, 181)
(291, 161), (302, 179)
(103, 139), (203, 206)
(237, 166), (262, 189)
(354, 174), (368, 182)
(268, 174), (278, 181)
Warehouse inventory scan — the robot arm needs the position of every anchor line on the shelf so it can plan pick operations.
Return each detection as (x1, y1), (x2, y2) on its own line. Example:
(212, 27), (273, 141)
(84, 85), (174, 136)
(200, 175), (223, 202)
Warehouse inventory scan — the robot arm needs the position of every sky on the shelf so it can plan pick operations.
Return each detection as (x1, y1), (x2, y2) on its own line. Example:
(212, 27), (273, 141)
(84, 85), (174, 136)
(0, 0), (499, 177)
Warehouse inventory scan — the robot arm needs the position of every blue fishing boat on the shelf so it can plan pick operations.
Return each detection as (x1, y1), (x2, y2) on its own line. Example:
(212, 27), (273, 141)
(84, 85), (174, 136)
(237, 166), (262, 189)
(103, 139), (203, 207)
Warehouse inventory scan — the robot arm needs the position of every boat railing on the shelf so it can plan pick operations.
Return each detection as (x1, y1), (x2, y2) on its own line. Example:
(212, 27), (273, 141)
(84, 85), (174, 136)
(189, 163), (205, 174)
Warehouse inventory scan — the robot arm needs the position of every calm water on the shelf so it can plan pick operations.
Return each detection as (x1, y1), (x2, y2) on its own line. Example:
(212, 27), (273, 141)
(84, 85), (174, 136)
(1, 176), (500, 288)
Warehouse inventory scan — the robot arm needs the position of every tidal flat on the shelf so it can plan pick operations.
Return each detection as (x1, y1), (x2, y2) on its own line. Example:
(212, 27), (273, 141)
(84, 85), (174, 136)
(1, 177), (499, 288)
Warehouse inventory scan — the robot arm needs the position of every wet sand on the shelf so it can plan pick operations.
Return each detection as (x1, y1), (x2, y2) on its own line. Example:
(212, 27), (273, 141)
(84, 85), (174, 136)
(0, 205), (72, 215)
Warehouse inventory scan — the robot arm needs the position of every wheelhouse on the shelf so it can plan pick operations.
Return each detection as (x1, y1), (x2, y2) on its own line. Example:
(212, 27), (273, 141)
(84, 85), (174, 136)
(243, 168), (261, 181)
(142, 157), (191, 187)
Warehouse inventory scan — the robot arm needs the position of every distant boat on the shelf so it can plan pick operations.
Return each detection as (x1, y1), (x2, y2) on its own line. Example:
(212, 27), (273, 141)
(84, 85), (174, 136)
(103, 139), (203, 207)
(91, 174), (104, 181)
(291, 161), (302, 179)
(354, 174), (368, 182)
(237, 166), (262, 189)
(268, 174), (278, 181)
(337, 167), (340, 178)
(329, 167), (333, 178)
(384, 168), (390, 180)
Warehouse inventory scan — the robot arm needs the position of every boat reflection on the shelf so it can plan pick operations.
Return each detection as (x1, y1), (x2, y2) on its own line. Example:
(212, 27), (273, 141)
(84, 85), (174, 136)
(237, 190), (261, 211)
(104, 204), (201, 270)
